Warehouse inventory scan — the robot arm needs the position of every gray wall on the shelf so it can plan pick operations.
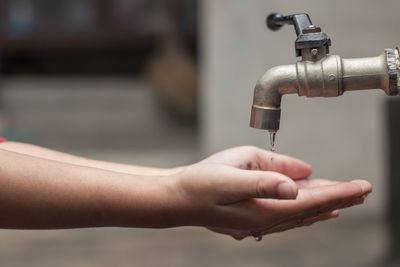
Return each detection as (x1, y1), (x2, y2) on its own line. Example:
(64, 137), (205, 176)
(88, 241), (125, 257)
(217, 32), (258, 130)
(200, 0), (400, 216)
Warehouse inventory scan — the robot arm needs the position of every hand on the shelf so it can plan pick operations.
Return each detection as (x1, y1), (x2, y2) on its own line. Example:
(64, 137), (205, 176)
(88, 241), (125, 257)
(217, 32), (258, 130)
(173, 146), (371, 240)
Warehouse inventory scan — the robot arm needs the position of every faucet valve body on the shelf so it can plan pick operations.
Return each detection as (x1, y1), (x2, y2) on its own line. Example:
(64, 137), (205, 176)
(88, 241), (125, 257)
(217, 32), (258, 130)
(250, 13), (400, 132)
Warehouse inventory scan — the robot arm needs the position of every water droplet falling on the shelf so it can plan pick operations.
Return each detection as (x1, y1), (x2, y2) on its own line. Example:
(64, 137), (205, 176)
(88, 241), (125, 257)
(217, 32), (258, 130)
(254, 236), (262, 242)
(269, 131), (276, 152)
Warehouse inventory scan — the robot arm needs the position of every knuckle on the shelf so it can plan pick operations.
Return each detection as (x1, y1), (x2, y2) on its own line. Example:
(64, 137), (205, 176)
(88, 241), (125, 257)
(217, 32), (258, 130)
(243, 145), (262, 155)
(242, 145), (258, 151)
(254, 176), (273, 198)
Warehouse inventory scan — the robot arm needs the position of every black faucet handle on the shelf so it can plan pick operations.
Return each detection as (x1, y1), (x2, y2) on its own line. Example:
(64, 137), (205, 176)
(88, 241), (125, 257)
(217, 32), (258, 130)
(266, 13), (313, 36)
(266, 13), (290, 31)
(266, 13), (331, 58)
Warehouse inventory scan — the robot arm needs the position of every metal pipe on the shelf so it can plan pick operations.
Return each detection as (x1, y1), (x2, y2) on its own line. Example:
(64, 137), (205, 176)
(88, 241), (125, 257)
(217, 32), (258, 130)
(250, 48), (400, 132)
(342, 54), (388, 93)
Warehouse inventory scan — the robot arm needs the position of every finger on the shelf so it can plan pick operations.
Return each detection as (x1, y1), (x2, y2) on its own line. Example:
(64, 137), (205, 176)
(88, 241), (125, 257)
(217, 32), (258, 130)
(253, 148), (312, 180)
(351, 179), (373, 195)
(221, 180), (370, 231)
(337, 195), (367, 209)
(295, 178), (339, 189)
(295, 209), (340, 227)
(236, 210), (339, 240)
(287, 193), (367, 225)
(307, 209), (340, 223)
(207, 227), (248, 240)
(215, 167), (298, 204)
(266, 180), (371, 216)
(264, 210), (340, 235)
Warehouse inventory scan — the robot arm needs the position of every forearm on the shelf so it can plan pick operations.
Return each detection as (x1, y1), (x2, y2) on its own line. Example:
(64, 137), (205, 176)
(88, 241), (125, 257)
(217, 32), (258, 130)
(0, 149), (181, 229)
(0, 145), (372, 238)
(0, 142), (183, 176)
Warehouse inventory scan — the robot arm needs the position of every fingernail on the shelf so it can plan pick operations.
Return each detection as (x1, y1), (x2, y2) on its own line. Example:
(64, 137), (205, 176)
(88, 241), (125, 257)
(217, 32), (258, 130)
(277, 183), (297, 199)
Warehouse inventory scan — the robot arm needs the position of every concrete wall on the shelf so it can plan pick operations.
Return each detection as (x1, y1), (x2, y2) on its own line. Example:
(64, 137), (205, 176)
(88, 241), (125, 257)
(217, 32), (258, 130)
(200, 0), (400, 216)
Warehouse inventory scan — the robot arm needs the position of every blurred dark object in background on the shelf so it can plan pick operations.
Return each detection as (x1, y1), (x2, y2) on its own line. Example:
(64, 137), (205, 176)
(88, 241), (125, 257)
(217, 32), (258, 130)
(387, 99), (400, 265)
(0, 0), (197, 75)
(144, 0), (197, 119)
(144, 46), (197, 120)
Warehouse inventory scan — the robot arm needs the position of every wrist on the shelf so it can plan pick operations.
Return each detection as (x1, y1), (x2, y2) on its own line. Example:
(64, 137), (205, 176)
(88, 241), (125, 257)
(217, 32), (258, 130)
(106, 171), (186, 228)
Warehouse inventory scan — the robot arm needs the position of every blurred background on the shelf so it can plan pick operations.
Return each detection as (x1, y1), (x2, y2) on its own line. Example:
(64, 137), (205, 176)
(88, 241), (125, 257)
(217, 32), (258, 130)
(0, 0), (399, 266)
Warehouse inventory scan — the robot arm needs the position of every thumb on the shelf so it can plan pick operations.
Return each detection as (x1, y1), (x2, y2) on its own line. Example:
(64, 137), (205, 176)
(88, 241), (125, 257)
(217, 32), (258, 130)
(217, 169), (298, 204)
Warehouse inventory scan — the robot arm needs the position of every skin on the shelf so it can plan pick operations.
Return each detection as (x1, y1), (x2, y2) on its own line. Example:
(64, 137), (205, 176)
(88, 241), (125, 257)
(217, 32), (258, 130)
(0, 143), (372, 240)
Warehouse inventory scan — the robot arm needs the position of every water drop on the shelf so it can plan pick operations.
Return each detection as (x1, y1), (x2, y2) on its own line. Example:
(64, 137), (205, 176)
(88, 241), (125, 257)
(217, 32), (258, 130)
(269, 131), (276, 152)
(254, 236), (262, 242)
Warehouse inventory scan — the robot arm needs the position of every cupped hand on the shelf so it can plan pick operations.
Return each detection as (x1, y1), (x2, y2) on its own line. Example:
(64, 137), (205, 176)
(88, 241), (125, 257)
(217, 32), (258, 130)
(174, 146), (372, 240)
(200, 146), (312, 179)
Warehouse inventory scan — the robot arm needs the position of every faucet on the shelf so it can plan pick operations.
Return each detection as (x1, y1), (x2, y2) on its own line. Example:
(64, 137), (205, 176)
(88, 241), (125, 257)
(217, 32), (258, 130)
(250, 13), (400, 133)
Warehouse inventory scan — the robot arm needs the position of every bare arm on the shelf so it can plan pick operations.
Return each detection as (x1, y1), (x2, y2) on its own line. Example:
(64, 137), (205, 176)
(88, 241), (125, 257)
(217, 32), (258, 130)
(0, 142), (182, 176)
(0, 145), (371, 239)
(0, 149), (179, 229)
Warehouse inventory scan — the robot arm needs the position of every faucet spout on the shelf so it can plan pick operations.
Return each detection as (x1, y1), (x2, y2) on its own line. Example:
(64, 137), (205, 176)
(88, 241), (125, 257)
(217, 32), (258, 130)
(250, 64), (298, 131)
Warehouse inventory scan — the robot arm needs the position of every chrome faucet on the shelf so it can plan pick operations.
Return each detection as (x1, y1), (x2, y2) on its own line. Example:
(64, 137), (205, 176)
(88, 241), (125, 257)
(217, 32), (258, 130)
(250, 13), (400, 133)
